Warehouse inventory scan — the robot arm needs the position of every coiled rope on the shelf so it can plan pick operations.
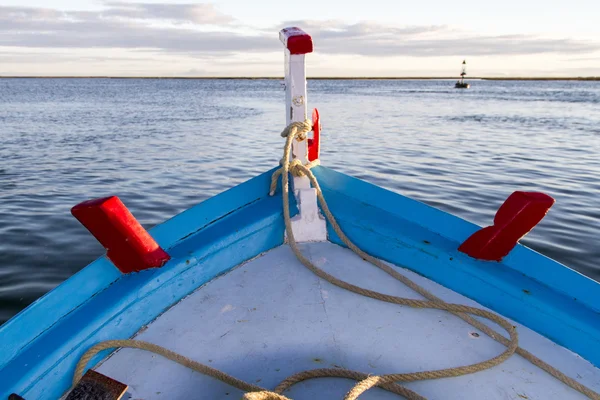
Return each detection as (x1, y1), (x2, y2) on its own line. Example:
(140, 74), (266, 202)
(72, 120), (600, 400)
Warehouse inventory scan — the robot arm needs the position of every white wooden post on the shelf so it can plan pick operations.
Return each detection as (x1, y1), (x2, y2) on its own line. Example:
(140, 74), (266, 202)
(279, 27), (310, 186)
(279, 27), (326, 242)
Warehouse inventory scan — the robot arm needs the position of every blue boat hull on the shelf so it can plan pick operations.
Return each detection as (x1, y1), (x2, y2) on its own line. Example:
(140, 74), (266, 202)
(1, 166), (599, 399)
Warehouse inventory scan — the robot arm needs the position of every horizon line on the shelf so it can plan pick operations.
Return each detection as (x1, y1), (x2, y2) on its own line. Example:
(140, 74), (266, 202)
(0, 76), (599, 81)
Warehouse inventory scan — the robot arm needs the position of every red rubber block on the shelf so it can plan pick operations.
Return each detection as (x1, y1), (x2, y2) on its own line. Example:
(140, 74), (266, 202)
(458, 191), (555, 261)
(71, 196), (170, 273)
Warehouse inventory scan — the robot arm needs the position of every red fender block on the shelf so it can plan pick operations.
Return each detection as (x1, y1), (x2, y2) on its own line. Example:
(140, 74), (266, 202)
(71, 196), (170, 273)
(458, 191), (555, 261)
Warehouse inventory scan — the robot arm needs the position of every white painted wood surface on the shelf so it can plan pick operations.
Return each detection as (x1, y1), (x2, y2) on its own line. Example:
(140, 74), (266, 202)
(287, 187), (327, 243)
(96, 242), (600, 399)
(279, 27), (326, 242)
(279, 29), (309, 168)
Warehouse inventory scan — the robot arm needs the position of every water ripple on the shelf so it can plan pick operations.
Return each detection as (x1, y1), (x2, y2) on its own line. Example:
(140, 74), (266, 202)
(0, 78), (599, 324)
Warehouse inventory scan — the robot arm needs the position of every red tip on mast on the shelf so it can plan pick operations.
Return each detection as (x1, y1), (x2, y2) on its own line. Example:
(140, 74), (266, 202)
(279, 27), (313, 55)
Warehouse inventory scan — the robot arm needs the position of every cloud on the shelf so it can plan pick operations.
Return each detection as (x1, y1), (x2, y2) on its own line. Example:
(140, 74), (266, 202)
(0, 2), (233, 26)
(277, 20), (449, 40)
(0, 4), (599, 64)
(565, 56), (600, 62)
(0, 4), (273, 55)
(0, 50), (163, 64)
(276, 20), (600, 57)
(102, 2), (234, 24)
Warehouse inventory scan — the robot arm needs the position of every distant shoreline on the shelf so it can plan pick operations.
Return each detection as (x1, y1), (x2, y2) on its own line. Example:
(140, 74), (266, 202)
(0, 76), (598, 81)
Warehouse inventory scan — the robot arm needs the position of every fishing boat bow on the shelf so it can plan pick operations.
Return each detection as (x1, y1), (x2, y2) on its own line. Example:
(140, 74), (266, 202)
(1, 27), (600, 400)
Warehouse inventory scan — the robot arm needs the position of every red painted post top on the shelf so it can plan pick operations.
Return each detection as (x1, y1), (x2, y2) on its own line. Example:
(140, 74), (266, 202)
(71, 196), (170, 273)
(458, 191), (555, 261)
(279, 27), (313, 55)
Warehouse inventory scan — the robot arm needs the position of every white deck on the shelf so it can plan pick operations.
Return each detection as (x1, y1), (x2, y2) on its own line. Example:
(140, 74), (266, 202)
(96, 242), (600, 399)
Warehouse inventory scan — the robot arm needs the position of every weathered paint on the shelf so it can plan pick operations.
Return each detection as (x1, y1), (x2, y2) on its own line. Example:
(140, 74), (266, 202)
(0, 167), (294, 399)
(0, 167), (286, 371)
(19, 207), (283, 400)
(0, 257), (121, 371)
(287, 185), (327, 243)
(95, 243), (600, 399)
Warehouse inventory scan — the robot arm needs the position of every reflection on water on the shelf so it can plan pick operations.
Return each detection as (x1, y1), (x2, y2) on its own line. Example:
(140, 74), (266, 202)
(1, 78), (599, 324)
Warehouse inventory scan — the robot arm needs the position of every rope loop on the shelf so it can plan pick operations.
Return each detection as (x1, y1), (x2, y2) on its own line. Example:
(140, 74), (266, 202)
(280, 119), (312, 141)
(70, 120), (600, 400)
(242, 392), (292, 400)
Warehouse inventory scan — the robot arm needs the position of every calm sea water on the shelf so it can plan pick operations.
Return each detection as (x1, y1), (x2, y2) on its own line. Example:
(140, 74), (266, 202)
(1, 78), (599, 324)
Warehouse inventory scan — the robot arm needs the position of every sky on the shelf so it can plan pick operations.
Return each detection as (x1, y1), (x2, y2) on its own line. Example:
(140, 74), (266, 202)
(0, 0), (599, 77)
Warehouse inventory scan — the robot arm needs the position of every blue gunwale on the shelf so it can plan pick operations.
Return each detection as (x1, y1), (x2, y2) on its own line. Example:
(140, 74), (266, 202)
(0, 166), (284, 369)
(315, 167), (600, 367)
(313, 167), (600, 315)
(1, 165), (599, 399)
(0, 167), (292, 399)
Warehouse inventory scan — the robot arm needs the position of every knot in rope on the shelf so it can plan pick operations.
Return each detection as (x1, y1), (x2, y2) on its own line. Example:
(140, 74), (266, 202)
(268, 121), (320, 196)
(288, 159), (305, 176)
(69, 120), (600, 400)
(280, 119), (312, 142)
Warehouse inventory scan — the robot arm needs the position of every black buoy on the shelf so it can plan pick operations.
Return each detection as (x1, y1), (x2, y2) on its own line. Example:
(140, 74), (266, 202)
(455, 60), (470, 89)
